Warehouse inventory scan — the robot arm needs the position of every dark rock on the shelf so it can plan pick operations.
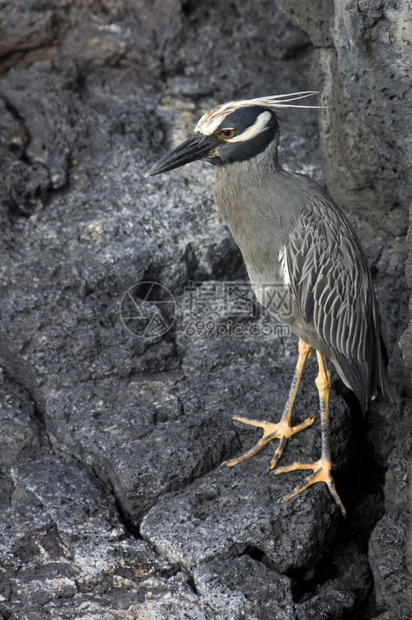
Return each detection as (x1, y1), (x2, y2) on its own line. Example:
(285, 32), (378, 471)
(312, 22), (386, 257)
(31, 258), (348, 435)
(0, 455), (175, 618)
(294, 542), (372, 620)
(0, 367), (50, 471)
(0, 1), (58, 57)
(0, 1), (164, 77)
(334, 1), (412, 184)
(141, 453), (340, 575)
(374, 238), (412, 394)
(369, 500), (412, 614)
(162, 0), (310, 102)
(400, 203), (412, 375)
(44, 375), (240, 525)
(0, 58), (161, 216)
(367, 436), (412, 617)
(0, 97), (28, 157)
(373, 607), (412, 620)
(280, 0), (334, 48)
(131, 571), (213, 619)
(384, 433), (412, 513)
(141, 366), (350, 576)
(0, 470), (13, 511)
(0, 366), (51, 519)
(193, 555), (296, 620)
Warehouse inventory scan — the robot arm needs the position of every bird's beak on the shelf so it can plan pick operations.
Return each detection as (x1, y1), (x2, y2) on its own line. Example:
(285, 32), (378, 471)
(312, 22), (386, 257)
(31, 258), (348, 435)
(145, 133), (215, 177)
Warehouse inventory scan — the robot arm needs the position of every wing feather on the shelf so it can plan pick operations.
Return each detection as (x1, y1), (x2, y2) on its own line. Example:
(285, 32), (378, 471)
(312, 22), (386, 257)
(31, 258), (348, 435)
(282, 181), (387, 410)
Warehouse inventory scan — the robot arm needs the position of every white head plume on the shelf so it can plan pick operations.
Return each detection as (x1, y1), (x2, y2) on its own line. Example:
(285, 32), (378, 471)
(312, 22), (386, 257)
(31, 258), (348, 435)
(196, 91), (323, 135)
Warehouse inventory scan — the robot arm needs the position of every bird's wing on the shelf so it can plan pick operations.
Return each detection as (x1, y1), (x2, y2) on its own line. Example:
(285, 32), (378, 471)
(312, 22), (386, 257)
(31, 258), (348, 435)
(284, 187), (377, 365)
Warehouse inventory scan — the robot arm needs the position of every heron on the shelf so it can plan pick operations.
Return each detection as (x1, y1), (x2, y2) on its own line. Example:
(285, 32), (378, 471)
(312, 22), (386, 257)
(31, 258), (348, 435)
(145, 92), (389, 514)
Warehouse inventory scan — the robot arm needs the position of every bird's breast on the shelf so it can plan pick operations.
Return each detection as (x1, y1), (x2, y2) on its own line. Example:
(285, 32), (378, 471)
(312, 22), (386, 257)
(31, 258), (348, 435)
(215, 165), (292, 285)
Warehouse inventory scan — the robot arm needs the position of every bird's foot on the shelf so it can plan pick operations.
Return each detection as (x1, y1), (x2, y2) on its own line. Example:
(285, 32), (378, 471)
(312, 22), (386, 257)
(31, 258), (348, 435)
(225, 414), (315, 470)
(275, 458), (346, 516)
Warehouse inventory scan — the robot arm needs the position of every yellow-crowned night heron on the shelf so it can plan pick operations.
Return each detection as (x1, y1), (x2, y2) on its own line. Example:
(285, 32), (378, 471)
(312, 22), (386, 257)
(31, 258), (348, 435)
(145, 92), (389, 515)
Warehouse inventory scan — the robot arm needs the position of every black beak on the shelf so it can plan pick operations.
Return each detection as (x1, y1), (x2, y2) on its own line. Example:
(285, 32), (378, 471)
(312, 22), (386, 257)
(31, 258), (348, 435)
(145, 133), (215, 177)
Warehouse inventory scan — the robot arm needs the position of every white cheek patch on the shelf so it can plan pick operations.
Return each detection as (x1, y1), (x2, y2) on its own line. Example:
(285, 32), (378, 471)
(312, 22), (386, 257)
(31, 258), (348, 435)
(226, 110), (272, 143)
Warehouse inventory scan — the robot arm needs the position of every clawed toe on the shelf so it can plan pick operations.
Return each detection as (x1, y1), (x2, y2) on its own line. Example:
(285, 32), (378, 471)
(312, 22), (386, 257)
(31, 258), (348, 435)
(226, 414), (315, 468)
(276, 459), (346, 516)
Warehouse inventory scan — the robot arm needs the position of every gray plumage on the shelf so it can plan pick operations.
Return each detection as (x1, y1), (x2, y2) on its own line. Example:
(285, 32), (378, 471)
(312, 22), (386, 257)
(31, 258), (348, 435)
(215, 140), (387, 411)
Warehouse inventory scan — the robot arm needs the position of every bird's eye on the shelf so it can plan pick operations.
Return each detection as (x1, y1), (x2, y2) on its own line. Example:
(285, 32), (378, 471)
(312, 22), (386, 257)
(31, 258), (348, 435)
(219, 129), (235, 139)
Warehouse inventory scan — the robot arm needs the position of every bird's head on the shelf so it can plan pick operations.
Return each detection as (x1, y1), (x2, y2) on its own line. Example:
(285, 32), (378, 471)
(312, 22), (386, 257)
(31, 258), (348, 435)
(145, 92), (321, 177)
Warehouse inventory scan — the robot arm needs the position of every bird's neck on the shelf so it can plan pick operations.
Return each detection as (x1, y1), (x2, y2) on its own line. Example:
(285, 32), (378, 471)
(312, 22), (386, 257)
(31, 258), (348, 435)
(215, 138), (282, 185)
(251, 135), (282, 174)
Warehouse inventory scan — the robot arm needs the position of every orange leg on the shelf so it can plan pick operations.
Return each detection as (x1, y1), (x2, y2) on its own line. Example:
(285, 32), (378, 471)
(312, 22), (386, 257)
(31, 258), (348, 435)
(275, 351), (346, 516)
(226, 339), (315, 470)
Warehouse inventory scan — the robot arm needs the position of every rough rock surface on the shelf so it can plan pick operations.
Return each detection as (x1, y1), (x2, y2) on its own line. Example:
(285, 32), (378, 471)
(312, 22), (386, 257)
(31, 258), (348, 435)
(0, 1), (411, 618)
